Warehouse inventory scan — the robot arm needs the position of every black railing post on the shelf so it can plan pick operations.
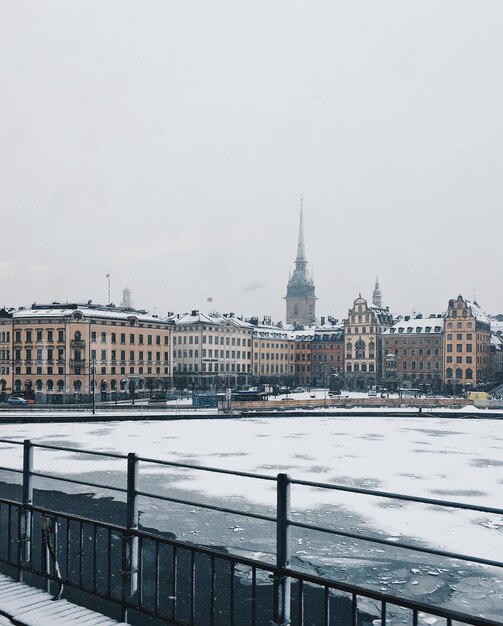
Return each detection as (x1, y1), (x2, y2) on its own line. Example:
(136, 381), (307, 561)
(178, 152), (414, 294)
(19, 439), (33, 580)
(124, 452), (139, 618)
(274, 472), (291, 626)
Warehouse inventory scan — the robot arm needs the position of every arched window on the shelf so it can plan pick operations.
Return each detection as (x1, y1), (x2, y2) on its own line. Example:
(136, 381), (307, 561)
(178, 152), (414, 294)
(57, 380), (64, 392)
(120, 379), (127, 391)
(110, 380), (117, 391)
(466, 368), (473, 380)
(74, 331), (81, 341)
(73, 380), (82, 391)
(100, 380), (107, 391)
(0, 379), (6, 391)
(446, 368), (453, 379)
(455, 368), (463, 379)
(35, 380), (43, 392)
(24, 380), (32, 391)
(47, 380), (54, 391)
(14, 380), (21, 392)
(355, 339), (366, 359)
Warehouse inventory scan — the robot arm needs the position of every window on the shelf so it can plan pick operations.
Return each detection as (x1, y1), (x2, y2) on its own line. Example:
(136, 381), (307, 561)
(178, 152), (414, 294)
(47, 330), (53, 342)
(58, 330), (64, 342)
(91, 331), (96, 342)
(111, 333), (116, 343)
(101, 332), (106, 343)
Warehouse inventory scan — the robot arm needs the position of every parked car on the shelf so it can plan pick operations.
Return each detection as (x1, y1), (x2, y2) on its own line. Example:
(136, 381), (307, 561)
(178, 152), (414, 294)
(7, 396), (28, 405)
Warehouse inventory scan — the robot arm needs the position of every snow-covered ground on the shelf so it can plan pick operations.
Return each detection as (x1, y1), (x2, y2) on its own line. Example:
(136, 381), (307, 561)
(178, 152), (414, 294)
(0, 415), (501, 618)
(0, 415), (501, 562)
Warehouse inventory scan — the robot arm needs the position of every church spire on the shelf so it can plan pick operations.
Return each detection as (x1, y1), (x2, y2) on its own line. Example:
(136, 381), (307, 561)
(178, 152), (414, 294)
(285, 195), (316, 326)
(372, 277), (383, 308)
(296, 195), (306, 263)
(294, 195), (308, 274)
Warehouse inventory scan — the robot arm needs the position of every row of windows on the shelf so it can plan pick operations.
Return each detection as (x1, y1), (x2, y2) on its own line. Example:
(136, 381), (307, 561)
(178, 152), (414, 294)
(385, 348), (441, 356)
(90, 350), (167, 362)
(446, 344), (472, 353)
(14, 329), (65, 343)
(445, 368), (474, 379)
(175, 349), (252, 360)
(446, 356), (472, 364)
(346, 363), (375, 372)
(176, 362), (252, 373)
(91, 331), (167, 346)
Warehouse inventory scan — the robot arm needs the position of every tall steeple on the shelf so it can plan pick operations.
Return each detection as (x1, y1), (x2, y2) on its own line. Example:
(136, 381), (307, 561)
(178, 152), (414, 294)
(372, 277), (383, 309)
(285, 197), (316, 326)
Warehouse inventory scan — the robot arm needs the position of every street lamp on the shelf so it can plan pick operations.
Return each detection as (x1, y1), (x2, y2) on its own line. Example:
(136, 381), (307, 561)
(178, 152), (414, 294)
(89, 357), (96, 415)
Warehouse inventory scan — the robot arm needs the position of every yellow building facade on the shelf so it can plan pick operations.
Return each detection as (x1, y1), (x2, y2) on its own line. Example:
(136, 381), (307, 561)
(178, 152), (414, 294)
(0, 303), (173, 403)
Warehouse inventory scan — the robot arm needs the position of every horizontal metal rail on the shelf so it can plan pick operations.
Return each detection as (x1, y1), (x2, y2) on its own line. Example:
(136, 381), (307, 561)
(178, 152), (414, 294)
(291, 477), (503, 515)
(0, 438), (501, 626)
(0, 496), (499, 626)
(288, 517), (503, 569)
(135, 488), (276, 523)
(31, 470), (128, 494)
(281, 566), (503, 626)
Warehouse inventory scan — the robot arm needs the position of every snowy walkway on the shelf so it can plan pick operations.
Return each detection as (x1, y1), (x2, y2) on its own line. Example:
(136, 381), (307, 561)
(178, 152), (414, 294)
(0, 574), (126, 626)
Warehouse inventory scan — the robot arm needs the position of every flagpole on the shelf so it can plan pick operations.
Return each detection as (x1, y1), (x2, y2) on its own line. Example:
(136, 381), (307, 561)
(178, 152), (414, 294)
(107, 275), (111, 305)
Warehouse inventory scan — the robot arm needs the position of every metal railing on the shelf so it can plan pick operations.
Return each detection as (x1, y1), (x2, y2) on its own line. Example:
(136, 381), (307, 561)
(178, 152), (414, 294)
(0, 438), (501, 625)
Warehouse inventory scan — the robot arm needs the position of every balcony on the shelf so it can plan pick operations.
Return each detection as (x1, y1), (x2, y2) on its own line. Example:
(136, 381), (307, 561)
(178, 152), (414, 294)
(71, 340), (85, 349)
(70, 359), (86, 367)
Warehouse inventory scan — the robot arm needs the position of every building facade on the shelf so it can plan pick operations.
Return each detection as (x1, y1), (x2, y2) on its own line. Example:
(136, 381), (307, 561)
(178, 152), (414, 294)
(442, 296), (491, 391)
(170, 311), (253, 390)
(250, 320), (295, 386)
(343, 295), (394, 389)
(382, 316), (443, 392)
(308, 322), (344, 386)
(285, 207), (316, 326)
(0, 303), (173, 403)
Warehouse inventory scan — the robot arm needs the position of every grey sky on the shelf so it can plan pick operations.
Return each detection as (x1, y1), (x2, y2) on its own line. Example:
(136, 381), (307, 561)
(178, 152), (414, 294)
(1, 1), (502, 321)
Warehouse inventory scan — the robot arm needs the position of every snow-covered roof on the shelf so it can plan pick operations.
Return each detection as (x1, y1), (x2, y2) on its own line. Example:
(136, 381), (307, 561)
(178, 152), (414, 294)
(383, 317), (444, 335)
(170, 311), (253, 330)
(465, 300), (490, 325)
(253, 327), (294, 340)
(13, 305), (169, 325)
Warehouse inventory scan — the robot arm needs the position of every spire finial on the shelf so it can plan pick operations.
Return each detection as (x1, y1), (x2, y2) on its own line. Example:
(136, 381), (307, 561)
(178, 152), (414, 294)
(296, 195), (306, 262)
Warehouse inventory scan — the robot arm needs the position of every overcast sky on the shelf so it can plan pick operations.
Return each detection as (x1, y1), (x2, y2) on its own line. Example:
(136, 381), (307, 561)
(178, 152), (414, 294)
(1, 1), (502, 322)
